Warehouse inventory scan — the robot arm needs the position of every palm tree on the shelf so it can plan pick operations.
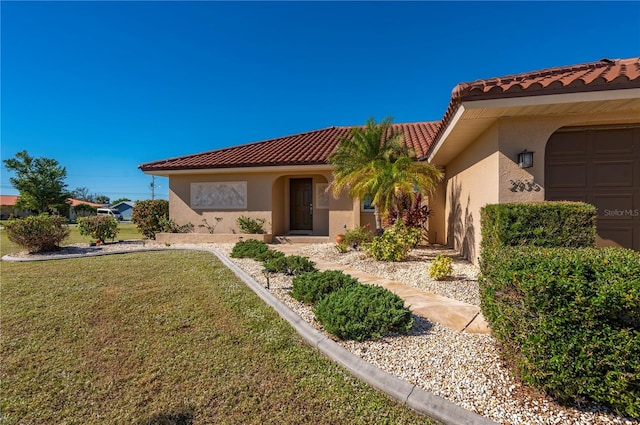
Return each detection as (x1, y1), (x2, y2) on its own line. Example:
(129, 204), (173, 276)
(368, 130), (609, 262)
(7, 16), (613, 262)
(366, 155), (442, 223)
(328, 117), (443, 234)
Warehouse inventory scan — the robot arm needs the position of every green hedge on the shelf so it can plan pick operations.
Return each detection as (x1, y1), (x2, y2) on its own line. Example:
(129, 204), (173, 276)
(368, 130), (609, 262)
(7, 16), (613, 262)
(291, 270), (358, 305)
(479, 246), (640, 417)
(480, 202), (596, 249)
(314, 284), (414, 341)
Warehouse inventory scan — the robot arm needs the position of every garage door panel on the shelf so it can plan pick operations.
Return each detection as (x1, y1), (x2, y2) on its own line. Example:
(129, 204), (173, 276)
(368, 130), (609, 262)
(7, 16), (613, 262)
(546, 126), (639, 251)
(593, 161), (634, 187)
(546, 131), (586, 156)
(590, 128), (634, 154)
(546, 162), (587, 188)
(596, 227), (634, 249)
(591, 194), (635, 220)
(547, 193), (587, 202)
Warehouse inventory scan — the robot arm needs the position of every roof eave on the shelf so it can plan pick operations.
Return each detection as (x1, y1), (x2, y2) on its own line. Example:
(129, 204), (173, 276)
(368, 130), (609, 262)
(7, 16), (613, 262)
(140, 163), (335, 176)
(427, 87), (640, 165)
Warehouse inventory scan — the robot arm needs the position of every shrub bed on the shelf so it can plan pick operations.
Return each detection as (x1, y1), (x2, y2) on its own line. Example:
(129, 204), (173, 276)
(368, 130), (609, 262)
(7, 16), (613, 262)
(480, 202), (596, 249)
(314, 284), (414, 341)
(366, 222), (422, 262)
(263, 255), (317, 276)
(4, 214), (70, 253)
(479, 246), (640, 417)
(230, 239), (269, 259)
(291, 270), (359, 305)
(343, 225), (373, 248)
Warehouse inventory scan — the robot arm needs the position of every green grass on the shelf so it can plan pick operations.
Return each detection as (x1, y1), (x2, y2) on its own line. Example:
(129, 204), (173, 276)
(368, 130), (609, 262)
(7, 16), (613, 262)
(1, 250), (436, 424)
(0, 222), (142, 257)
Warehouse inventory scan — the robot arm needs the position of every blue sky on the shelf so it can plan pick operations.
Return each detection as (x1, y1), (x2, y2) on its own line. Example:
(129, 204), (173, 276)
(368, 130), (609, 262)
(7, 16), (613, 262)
(2, 1), (639, 202)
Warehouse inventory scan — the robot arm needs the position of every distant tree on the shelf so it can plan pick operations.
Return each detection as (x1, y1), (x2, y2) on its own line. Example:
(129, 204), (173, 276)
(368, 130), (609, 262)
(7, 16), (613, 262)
(72, 187), (93, 202)
(3, 150), (70, 213)
(111, 197), (132, 206)
(94, 195), (110, 205)
(74, 203), (97, 217)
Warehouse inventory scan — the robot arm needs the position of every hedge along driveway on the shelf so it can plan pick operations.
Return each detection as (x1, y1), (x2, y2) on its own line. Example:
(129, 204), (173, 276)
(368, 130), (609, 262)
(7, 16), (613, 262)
(1, 250), (437, 424)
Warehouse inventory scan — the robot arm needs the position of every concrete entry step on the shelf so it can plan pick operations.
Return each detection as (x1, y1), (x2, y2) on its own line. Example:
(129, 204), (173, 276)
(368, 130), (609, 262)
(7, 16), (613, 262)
(273, 236), (331, 244)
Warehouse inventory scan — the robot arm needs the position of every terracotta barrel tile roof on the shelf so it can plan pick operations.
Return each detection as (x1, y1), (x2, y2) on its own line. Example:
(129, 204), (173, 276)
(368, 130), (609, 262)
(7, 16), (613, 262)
(139, 122), (441, 171)
(452, 57), (640, 100)
(429, 57), (640, 159)
(140, 57), (638, 171)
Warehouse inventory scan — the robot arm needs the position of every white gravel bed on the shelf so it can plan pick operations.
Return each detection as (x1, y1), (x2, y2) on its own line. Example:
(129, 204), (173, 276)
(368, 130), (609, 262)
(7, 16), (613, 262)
(298, 243), (481, 306)
(207, 242), (638, 425)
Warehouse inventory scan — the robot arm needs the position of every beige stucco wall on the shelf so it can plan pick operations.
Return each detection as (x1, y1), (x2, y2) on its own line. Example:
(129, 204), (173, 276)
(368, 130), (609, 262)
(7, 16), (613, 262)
(328, 191), (357, 238)
(439, 109), (640, 264)
(168, 170), (355, 239)
(428, 180), (447, 245)
(169, 173), (275, 234)
(441, 123), (500, 263)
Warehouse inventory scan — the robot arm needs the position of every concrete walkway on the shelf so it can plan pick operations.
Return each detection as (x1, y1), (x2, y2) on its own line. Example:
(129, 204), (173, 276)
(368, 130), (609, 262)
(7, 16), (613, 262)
(273, 244), (490, 335)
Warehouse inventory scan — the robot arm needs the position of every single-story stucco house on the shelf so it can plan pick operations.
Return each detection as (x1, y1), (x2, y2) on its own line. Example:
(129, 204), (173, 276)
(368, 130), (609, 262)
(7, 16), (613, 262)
(140, 57), (640, 263)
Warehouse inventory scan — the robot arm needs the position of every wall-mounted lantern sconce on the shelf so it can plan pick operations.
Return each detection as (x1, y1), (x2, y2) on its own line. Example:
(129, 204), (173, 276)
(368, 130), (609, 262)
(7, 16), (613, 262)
(518, 150), (534, 168)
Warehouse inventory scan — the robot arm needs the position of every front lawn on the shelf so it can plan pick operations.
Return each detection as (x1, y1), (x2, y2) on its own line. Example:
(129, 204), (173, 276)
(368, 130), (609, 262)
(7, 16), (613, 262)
(0, 251), (434, 424)
(0, 221), (142, 257)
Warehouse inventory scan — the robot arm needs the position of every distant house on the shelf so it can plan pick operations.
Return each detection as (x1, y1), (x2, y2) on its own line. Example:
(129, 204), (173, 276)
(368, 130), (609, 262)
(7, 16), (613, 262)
(0, 195), (105, 220)
(111, 201), (135, 220)
(66, 199), (106, 220)
(0, 195), (30, 219)
(140, 57), (640, 262)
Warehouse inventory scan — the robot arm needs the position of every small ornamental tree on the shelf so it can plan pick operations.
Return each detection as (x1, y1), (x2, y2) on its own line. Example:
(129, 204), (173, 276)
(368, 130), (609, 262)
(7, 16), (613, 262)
(5, 214), (70, 253)
(77, 215), (119, 243)
(131, 200), (169, 239)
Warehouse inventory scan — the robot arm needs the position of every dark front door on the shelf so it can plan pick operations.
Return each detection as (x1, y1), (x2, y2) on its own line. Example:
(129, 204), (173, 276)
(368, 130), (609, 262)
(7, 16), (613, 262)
(290, 178), (312, 231)
(546, 126), (640, 251)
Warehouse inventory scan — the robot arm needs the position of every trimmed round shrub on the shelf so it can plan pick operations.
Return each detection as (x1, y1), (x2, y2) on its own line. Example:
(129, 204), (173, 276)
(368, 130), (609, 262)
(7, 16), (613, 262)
(314, 284), (414, 341)
(77, 215), (119, 243)
(291, 270), (358, 305)
(230, 239), (269, 259)
(5, 214), (70, 253)
(263, 255), (317, 276)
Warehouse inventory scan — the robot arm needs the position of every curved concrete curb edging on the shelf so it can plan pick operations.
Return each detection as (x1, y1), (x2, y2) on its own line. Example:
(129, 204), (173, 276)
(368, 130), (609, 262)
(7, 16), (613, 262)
(3, 246), (496, 424)
(2, 248), (167, 262)
(208, 248), (497, 425)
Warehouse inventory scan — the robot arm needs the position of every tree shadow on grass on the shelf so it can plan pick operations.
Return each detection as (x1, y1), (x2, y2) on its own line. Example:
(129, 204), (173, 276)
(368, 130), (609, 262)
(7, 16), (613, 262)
(140, 410), (194, 425)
